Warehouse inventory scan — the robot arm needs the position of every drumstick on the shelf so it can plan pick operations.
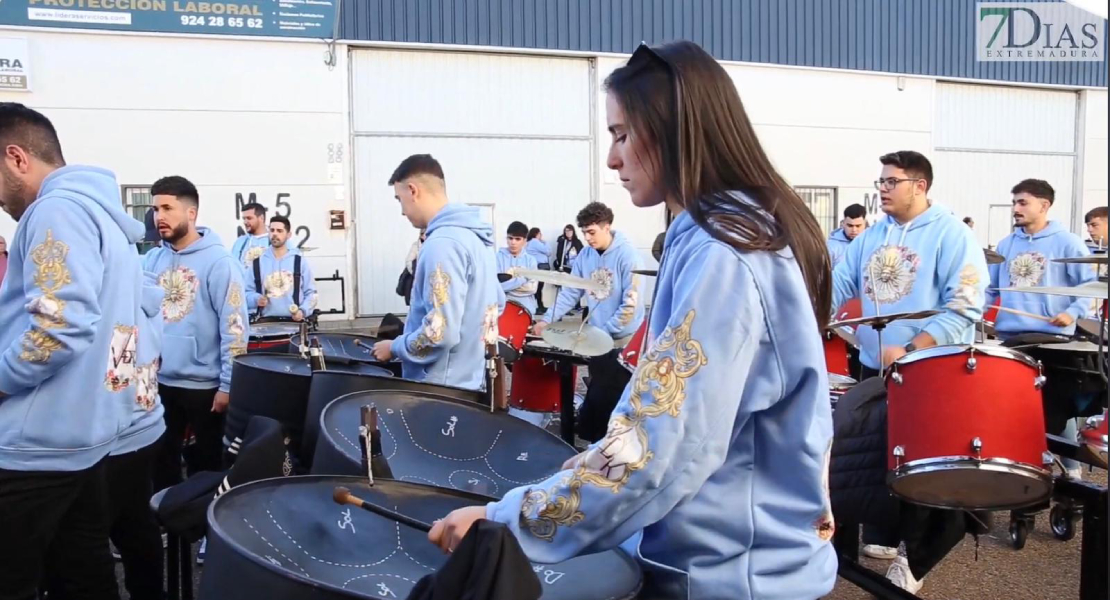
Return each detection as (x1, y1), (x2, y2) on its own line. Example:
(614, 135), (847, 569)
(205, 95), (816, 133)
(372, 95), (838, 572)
(333, 487), (433, 533)
(993, 305), (1055, 323)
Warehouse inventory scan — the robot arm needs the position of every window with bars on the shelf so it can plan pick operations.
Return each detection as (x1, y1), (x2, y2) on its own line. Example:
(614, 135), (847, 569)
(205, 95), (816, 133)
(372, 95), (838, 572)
(794, 186), (839, 237)
(122, 185), (157, 254)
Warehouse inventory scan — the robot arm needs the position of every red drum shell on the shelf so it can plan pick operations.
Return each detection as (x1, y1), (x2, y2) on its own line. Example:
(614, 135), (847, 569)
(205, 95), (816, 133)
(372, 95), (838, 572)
(617, 319), (649, 373)
(497, 301), (533, 354)
(886, 345), (1051, 510)
(509, 355), (570, 413)
(823, 331), (850, 377)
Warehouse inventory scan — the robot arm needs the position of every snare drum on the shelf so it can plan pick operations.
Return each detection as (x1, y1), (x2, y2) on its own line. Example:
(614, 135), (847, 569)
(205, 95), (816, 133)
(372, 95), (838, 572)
(497, 301), (532, 362)
(201, 476), (643, 600)
(828, 373), (856, 411)
(509, 354), (571, 414)
(618, 318), (649, 373)
(248, 322), (301, 353)
(886, 345), (1052, 510)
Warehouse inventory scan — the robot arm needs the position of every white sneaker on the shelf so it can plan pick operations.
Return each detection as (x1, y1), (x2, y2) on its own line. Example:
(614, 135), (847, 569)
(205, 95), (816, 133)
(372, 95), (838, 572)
(1066, 466), (1082, 480)
(862, 544), (898, 560)
(885, 556), (924, 594)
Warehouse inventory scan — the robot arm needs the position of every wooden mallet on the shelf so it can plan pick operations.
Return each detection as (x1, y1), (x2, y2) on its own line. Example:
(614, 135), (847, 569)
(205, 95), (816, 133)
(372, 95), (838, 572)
(332, 486), (433, 533)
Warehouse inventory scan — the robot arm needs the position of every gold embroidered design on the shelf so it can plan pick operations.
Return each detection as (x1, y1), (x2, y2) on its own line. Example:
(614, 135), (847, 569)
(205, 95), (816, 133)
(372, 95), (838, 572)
(226, 282), (248, 356)
(615, 274), (641, 327)
(20, 231), (72, 363)
(104, 325), (138, 392)
(159, 267), (199, 323)
(409, 264), (450, 356)
(481, 304), (499, 346)
(264, 271), (294, 299)
(588, 268), (614, 301)
(521, 310), (706, 540)
(814, 439), (836, 542)
(135, 362), (159, 411)
(951, 264), (984, 313)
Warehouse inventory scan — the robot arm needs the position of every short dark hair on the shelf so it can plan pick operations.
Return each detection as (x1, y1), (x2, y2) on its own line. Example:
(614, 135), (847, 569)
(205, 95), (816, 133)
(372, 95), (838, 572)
(963, 216), (973, 224)
(243, 202), (267, 217)
(843, 203), (867, 220)
(576, 202), (614, 229)
(1087, 206), (1108, 222)
(151, 176), (199, 208)
(880, 151), (933, 191)
(527, 227), (541, 240)
(1011, 179), (1055, 204)
(388, 154), (445, 185)
(269, 215), (291, 232)
(0, 103), (65, 166)
(506, 221), (528, 237)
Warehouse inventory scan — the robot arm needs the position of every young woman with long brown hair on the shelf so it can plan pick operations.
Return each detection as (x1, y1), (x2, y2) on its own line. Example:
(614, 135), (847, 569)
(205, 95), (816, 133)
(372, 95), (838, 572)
(430, 41), (837, 599)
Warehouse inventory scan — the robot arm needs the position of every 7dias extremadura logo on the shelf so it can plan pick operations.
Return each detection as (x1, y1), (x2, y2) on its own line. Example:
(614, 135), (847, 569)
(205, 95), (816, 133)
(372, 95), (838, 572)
(977, 2), (1104, 61)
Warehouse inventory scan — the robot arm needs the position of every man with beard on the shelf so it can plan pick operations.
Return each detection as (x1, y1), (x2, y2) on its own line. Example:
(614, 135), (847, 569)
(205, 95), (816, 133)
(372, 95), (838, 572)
(245, 215), (317, 322)
(829, 150), (987, 594)
(143, 176), (249, 491)
(230, 201), (269, 269)
(826, 203), (867, 267)
(0, 102), (145, 600)
(985, 179), (1097, 481)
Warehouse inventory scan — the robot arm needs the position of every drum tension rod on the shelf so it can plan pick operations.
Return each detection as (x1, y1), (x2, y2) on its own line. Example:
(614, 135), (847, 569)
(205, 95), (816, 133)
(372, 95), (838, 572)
(971, 437), (983, 462)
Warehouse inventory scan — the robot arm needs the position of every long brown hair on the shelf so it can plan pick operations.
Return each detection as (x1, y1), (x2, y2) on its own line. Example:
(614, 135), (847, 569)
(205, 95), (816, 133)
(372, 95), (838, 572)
(605, 41), (831, 327)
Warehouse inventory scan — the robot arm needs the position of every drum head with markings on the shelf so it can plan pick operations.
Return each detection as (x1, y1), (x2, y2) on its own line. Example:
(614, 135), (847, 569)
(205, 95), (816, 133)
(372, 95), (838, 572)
(200, 476), (643, 600)
(311, 390), (575, 498)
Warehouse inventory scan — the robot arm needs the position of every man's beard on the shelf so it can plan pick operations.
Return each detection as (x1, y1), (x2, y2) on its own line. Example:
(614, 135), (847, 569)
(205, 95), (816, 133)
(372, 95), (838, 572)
(161, 222), (191, 245)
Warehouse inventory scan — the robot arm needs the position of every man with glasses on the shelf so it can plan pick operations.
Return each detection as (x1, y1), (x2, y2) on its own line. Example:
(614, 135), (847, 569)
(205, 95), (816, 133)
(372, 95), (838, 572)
(829, 150), (988, 594)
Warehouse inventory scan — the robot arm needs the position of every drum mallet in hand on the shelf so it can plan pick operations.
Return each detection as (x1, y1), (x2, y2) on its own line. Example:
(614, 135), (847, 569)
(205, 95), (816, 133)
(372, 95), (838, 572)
(332, 486), (433, 533)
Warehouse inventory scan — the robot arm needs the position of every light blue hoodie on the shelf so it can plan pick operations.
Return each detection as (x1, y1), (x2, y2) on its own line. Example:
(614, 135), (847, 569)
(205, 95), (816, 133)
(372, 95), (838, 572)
(986, 221), (1097, 338)
(832, 203), (988, 370)
(143, 228), (250, 393)
(230, 233), (269, 270)
(244, 246), (317, 319)
(486, 207), (837, 599)
(826, 228), (852, 267)
(525, 238), (550, 265)
(542, 230), (644, 340)
(0, 166), (146, 471)
(390, 204), (505, 391)
(112, 271), (166, 456)
(496, 247), (538, 316)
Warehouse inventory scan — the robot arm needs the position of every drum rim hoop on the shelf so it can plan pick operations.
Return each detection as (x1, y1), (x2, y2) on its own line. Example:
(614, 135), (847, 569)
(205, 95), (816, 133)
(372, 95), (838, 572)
(827, 373), (857, 387)
(234, 353), (393, 377)
(289, 332), (381, 345)
(887, 456), (1052, 510)
(320, 388), (576, 451)
(206, 475), (497, 596)
(891, 344), (1040, 370)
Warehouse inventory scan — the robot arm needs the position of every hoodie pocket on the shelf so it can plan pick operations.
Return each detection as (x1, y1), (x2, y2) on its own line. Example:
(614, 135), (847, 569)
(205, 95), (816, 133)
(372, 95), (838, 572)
(162, 334), (212, 382)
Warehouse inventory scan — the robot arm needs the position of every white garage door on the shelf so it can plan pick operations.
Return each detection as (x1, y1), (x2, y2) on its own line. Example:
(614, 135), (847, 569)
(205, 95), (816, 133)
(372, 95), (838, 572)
(350, 49), (594, 316)
(931, 83), (1079, 249)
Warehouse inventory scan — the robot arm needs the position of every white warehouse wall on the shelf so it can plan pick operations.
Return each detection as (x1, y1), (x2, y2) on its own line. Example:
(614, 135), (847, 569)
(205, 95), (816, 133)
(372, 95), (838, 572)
(1081, 89), (1108, 232)
(0, 30), (352, 318)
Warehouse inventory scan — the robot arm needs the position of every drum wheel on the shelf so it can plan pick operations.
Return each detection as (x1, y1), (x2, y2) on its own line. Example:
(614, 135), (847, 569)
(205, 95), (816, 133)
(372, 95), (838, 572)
(1049, 504), (1079, 541)
(1008, 517), (1031, 550)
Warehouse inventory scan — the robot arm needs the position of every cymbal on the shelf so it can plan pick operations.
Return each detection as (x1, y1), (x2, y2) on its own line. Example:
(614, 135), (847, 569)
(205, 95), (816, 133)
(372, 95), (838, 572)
(1034, 340), (1104, 353)
(541, 322), (614, 357)
(1076, 318), (1107, 342)
(515, 269), (604, 291)
(829, 310), (941, 330)
(996, 281), (1108, 300)
(1053, 255), (1108, 265)
(984, 248), (1004, 265)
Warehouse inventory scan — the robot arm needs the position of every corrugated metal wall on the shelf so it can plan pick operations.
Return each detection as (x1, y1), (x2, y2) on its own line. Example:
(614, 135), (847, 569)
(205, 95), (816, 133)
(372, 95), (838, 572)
(339, 0), (1107, 88)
